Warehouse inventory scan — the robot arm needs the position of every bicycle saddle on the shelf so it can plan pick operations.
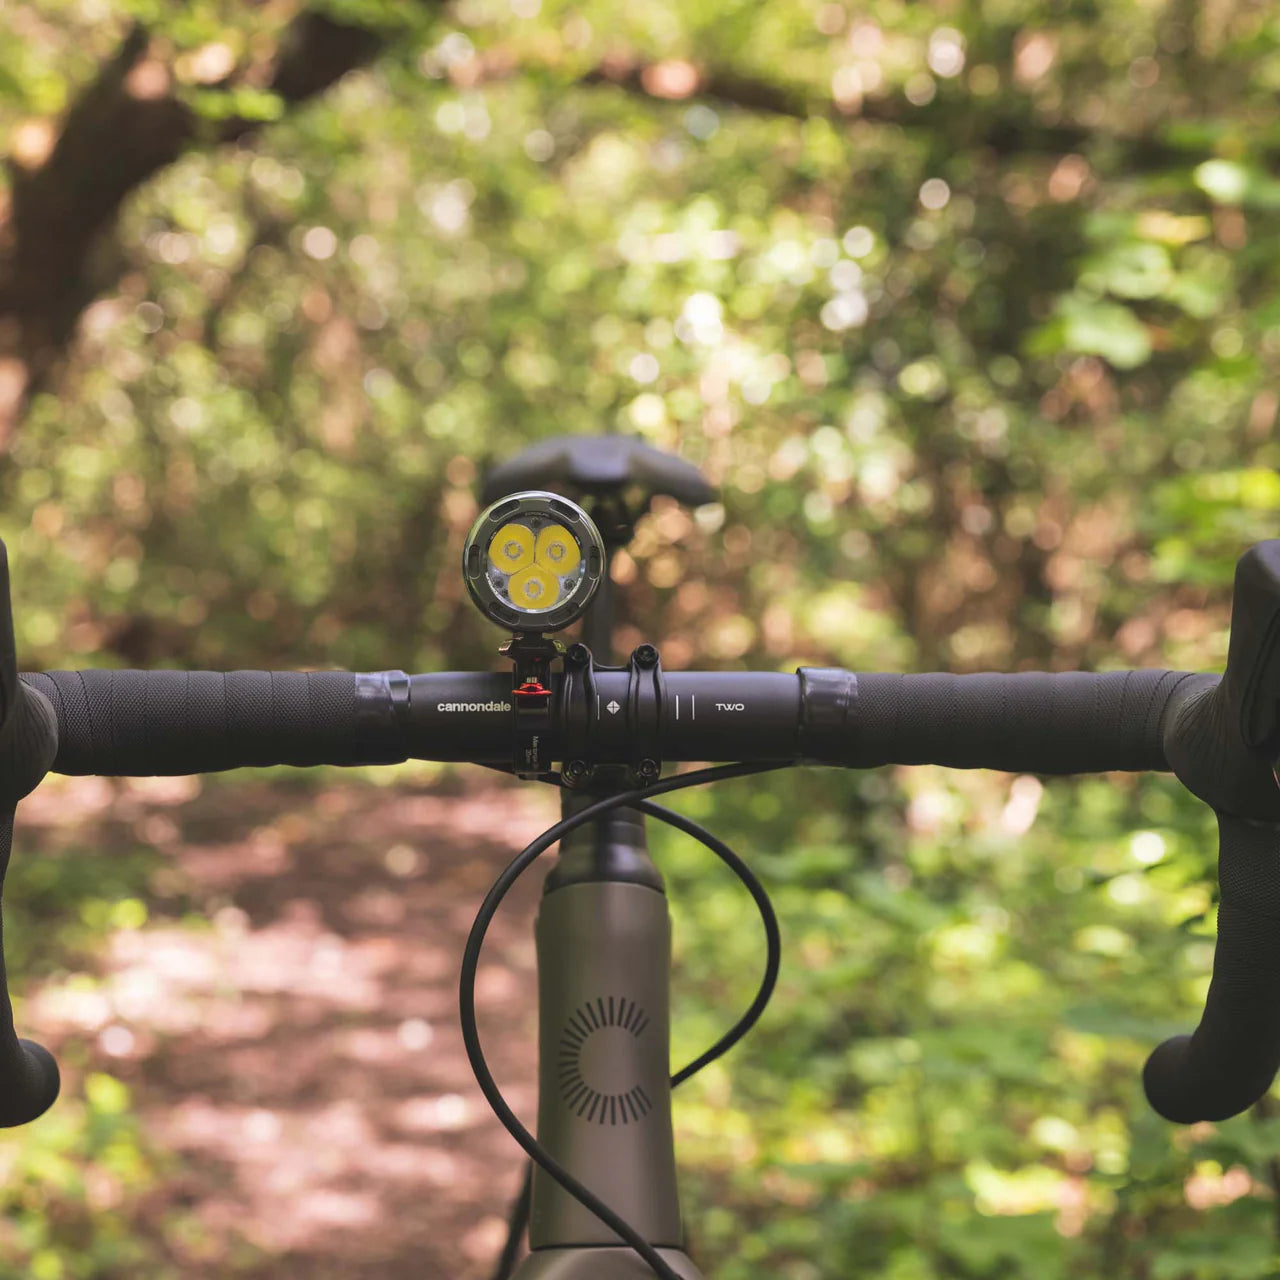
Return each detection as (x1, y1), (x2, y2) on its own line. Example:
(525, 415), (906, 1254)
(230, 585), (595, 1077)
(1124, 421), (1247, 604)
(480, 434), (716, 509)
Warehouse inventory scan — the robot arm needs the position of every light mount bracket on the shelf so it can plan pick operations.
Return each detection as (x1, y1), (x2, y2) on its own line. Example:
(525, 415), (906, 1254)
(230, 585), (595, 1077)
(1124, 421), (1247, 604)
(501, 631), (563, 778)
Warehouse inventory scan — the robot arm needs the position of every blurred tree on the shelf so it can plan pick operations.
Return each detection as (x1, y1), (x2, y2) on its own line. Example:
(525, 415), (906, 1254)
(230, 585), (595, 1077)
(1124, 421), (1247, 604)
(0, 0), (1274, 675)
(0, 8), (398, 439)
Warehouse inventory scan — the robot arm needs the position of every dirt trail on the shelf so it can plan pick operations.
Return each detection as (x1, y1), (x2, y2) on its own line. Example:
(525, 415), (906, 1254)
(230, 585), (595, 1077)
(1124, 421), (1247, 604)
(17, 771), (563, 1278)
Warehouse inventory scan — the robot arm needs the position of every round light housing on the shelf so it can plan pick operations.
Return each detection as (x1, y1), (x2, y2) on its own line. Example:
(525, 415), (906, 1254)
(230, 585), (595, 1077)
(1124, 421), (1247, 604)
(463, 490), (606, 632)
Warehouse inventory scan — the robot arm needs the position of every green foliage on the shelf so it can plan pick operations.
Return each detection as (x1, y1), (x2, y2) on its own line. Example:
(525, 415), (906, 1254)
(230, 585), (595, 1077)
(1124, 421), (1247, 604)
(0, 834), (203, 1277)
(0, 1069), (182, 1278)
(4, 0), (1280, 1274)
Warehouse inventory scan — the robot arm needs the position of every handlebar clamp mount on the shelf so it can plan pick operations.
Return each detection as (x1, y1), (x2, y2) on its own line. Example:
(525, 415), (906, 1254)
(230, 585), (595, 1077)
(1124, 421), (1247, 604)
(502, 632), (565, 778)
(558, 640), (665, 789)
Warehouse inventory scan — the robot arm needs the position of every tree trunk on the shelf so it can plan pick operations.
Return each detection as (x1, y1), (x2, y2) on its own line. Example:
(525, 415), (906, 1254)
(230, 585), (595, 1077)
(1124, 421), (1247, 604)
(0, 13), (384, 443)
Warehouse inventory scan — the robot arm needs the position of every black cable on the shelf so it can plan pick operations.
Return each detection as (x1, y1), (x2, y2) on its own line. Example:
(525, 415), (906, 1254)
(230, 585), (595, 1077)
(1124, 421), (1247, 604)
(461, 761), (791, 1280)
(644, 797), (782, 1088)
(488, 793), (784, 1278)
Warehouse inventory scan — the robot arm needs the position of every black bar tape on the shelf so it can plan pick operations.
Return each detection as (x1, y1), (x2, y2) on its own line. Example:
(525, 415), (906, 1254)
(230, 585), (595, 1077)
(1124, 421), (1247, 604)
(806, 669), (1194, 773)
(0, 811), (59, 1127)
(1144, 814), (1280, 1123)
(19, 671), (408, 776)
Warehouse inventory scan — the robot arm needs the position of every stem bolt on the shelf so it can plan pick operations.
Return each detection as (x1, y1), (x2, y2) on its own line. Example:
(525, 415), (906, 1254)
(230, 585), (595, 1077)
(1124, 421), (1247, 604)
(633, 643), (659, 668)
(563, 759), (589, 786)
(565, 643), (591, 667)
(636, 758), (660, 782)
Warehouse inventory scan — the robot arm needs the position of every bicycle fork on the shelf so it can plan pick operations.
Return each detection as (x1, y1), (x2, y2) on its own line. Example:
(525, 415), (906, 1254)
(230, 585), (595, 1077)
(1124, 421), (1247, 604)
(511, 800), (704, 1279)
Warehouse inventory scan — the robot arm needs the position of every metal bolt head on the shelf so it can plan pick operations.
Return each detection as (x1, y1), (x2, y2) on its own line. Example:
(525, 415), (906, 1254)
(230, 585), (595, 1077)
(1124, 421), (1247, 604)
(563, 759), (589, 786)
(633, 643), (659, 669)
(636, 758), (660, 782)
(565, 643), (591, 668)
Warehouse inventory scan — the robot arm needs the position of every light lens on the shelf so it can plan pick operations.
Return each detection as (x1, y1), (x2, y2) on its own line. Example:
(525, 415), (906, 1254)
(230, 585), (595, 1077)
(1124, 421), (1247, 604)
(489, 523), (535, 573)
(486, 516), (582, 615)
(535, 524), (580, 574)
(509, 564), (562, 610)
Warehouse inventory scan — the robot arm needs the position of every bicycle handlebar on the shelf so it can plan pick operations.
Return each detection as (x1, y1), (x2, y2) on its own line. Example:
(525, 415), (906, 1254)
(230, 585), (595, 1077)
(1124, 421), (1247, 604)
(21, 666), (1190, 775)
(3, 541), (1280, 1131)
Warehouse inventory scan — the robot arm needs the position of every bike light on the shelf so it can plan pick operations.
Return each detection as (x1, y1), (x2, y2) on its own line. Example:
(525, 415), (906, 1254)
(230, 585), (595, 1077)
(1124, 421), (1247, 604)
(463, 490), (605, 632)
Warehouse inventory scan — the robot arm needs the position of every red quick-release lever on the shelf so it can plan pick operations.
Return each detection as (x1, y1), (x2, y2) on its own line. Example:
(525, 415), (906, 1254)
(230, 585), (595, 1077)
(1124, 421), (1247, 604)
(501, 633), (563, 776)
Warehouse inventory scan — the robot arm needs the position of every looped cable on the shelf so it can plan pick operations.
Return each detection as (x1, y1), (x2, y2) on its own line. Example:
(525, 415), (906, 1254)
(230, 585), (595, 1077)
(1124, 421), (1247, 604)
(487, 791), (784, 1277)
(461, 761), (790, 1280)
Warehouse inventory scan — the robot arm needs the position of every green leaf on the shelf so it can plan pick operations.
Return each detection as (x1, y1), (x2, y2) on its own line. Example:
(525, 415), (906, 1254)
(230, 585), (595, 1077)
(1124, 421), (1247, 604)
(1167, 267), (1232, 318)
(1032, 297), (1152, 368)
(1081, 241), (1174, 300)
(1194, 159), (1280, 208)
(84, 1073), (130, 1116)
(1195, 159), (1251, 203)
(186, 86), (286, 124)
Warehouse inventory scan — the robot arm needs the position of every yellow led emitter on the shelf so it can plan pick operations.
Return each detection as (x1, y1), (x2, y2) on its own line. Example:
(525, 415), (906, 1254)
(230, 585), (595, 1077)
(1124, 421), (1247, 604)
(489, 524), (535, 573)
(509, 564), (561, 609)
(484, 520), (579, 612)
(464, 491), (606, 632)
(536, 525), (580, 574)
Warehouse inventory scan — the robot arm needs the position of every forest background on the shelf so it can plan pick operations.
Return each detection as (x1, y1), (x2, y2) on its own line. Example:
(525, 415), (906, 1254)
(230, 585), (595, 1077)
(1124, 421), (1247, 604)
(1, 0), (1279, 1277)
